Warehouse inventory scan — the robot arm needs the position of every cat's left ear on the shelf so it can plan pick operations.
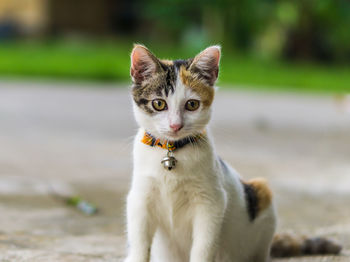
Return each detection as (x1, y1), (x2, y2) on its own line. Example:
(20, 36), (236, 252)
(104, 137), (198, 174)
(130, 44), (162, 84)
(189, 45), (221, 85)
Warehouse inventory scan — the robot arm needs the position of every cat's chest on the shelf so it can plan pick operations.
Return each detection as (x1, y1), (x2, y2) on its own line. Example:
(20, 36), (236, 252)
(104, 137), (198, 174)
(151, 175), (196, 233)
(133, 131), (217, 222)
(134, 142), (213, 178)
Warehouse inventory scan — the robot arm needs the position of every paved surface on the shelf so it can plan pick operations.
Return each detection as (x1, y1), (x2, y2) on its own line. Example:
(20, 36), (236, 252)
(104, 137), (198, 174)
(0, 80), (349, 261)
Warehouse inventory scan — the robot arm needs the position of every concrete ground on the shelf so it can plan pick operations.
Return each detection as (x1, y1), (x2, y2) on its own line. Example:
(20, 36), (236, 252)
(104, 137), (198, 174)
(0, 80), (349, 262)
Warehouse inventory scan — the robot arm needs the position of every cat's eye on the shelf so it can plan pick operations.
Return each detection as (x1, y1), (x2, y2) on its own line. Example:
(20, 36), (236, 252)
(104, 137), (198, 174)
(152, 99), (167, 111)
(185, 99), (200, 111)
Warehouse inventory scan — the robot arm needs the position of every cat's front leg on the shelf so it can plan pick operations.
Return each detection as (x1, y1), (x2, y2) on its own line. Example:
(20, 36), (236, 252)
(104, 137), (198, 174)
(124, 187), (155, 262)
(190, 195), (226, 262)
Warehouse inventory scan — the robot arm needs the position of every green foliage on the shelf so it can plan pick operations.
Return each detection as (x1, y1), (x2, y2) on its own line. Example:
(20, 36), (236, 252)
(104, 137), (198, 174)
(138, 0), (350, 62)
(0, 41), (130, 81)
(220, 56), (350, 93)
(0, 41), (349, 93)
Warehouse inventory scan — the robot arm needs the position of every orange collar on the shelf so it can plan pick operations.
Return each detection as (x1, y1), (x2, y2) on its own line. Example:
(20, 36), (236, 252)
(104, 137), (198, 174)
(141, 131), (205, 151)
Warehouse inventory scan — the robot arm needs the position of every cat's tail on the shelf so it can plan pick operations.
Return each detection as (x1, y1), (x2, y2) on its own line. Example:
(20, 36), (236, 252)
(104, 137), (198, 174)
(270, 233), (342, 258)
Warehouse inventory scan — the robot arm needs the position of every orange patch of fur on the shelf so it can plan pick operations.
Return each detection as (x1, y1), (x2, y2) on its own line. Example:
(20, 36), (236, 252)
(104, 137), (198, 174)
(246, 178), (273, 212)
(179, 66), (214, 107)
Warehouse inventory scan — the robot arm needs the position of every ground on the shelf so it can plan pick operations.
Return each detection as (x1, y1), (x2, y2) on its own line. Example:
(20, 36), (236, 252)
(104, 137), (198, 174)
(0, 80), (349, 262)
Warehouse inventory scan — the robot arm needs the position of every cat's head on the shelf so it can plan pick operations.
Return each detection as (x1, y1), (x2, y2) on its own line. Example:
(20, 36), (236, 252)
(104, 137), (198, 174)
(130, 44), (220, 140)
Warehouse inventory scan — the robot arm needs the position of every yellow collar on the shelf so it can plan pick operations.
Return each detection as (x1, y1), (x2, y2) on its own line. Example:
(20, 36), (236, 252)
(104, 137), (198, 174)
(141, 131), (205, 151)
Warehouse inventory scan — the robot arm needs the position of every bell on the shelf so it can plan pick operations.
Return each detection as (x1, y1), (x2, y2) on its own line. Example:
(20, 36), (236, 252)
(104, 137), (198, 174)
(161, 151), (177, 170)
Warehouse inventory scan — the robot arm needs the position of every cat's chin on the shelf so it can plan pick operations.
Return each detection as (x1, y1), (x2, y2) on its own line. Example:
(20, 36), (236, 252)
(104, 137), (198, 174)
(165, 134), (184, 141)
(147, 128), (200, 141)
(156, 132), (181, 141)
(161, 131), (196, 141)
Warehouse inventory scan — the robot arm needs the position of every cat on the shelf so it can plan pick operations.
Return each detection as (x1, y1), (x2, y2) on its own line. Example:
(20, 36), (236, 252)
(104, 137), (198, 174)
(124, 44), (342, 262)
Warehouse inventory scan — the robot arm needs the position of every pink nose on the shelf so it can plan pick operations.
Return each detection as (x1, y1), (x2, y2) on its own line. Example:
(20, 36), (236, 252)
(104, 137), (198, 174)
(170, 123), (183, 132)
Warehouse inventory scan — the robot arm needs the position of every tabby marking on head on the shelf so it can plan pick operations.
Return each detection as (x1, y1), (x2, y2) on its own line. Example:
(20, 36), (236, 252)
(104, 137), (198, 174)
(130, 44), (220, 140)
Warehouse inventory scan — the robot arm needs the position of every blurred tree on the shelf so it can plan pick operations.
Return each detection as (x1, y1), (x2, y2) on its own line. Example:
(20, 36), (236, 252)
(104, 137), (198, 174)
(139, 0), (350, 63)
(2, 0), (348, 64)
(281, 0), (350, 63)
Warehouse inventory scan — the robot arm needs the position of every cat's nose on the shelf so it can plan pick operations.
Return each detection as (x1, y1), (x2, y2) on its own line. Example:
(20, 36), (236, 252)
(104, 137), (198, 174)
(170, 123), (183, 132)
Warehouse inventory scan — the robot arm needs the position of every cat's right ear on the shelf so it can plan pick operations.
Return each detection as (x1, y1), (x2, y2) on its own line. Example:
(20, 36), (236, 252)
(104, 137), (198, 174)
(189, 45), (221, 86)
(130, 44), (161, 83)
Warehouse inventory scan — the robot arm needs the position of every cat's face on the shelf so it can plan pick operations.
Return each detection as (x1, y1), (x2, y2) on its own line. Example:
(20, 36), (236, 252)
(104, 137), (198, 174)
(130, 45), (220, 140)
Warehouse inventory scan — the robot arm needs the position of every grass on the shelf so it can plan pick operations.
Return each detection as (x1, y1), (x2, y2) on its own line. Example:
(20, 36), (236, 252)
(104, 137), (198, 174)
(0, 41), (130, 81)
(0, 40), (349, 93)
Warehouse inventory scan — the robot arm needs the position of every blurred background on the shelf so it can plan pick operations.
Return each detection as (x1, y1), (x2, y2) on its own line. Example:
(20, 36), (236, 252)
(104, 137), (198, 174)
(0, 1), (350, 261)
(0, 0), (350, 91)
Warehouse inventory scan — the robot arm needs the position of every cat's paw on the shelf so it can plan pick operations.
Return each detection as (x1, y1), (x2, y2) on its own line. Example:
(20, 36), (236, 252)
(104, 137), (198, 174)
(123, 255), (147, 262)
(123, 257), (134, 262)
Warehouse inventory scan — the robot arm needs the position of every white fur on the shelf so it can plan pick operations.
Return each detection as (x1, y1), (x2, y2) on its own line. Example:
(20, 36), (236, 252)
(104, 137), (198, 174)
(125, 51), (276, 262)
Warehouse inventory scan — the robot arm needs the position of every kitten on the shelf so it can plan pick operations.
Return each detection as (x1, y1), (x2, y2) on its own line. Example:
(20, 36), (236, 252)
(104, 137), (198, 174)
(124, 45), (342, 262)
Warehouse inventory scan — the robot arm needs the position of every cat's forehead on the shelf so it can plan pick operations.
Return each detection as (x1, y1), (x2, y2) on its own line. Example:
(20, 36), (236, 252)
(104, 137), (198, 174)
(132, 59), (189, 98)
(158, 59), (194, 97)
